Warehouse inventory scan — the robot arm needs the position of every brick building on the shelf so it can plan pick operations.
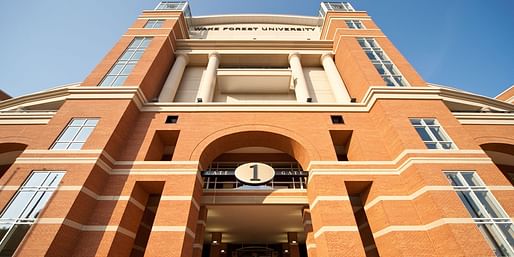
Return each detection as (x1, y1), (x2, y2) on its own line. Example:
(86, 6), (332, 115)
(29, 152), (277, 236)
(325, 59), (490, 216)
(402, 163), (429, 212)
(0, 1), (513, 257)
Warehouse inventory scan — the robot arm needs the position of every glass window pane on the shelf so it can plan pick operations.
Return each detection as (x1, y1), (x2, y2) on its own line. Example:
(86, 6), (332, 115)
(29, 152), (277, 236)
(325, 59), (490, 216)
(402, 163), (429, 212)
(383, 76), (396, 87)
(457, 191), (484, 218)
(69, 119), (86, 127)
(373, 64), (385, 75)
(0, 223), (12, 243)
(497, 223), (514, 246)
(462, 172), (481, 186)
(366, 51), (376, 60)
(440, 142), (453, 149)
(120, 64), (135, 75)
(357, 39), (366, 47)
(56, 127), (79, 143)
(154, 21), (163, 28)
(0, 224), (31, 256)
(424, 119), (436, 125)
(424, 142), (438, 149)
(140, 38), (151, 48)
(74, 127), (94, 142)
(446, 173), (464, 186)
(99, 76), (116, 87)
(24, 192), (52, 219)
(473, 191), (505, 218)
(43, 173), (64, 187)
(111, 76), (127, 86)
(415, 127), (432, 141)
(1, 192), (35, 219)
(428, 127), (446, 141)
(130, 38), (143, 48)
(51, 142), (69, 150)
(24, 173), (48, 187)
(120, 50), (135, 60)
(68, 143), (84, 150)
(109, 64), (125, 75)
(410, 119), (422, 125)
(20, 191), (44, 219)
(85, 119), (98, 126)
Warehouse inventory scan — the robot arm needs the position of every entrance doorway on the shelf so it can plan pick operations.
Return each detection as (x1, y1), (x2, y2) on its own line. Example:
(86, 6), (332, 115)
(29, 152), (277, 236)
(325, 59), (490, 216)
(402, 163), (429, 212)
(201, 205), (308, 257)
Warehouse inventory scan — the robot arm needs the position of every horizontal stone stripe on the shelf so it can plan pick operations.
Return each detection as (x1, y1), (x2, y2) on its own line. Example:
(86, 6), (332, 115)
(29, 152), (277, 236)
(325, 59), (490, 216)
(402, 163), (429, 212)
(373, 218), (475, 238)
(37, 218), (136, 239)
(309, 157), (493, 180)
(364, 186), (453, 210)
(306, 243), (317, 250)
(193, 243), (203, 249)
(310, 195), (350, 210)
(307, 149), (485, 170)
(151, 226), (196, 238)
(314, 225), (359, 238)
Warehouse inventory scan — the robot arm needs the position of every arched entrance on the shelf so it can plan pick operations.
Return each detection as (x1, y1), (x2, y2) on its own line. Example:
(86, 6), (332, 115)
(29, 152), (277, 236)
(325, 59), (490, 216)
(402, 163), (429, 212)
(480, 143), (514, 185)
(195, 131), (312, 257)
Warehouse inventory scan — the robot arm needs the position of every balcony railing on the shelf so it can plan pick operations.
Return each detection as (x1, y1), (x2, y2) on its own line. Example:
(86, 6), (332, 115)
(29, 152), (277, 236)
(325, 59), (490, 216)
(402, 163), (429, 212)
(319, 2), (356, 18)
(202, 162), (307, 190)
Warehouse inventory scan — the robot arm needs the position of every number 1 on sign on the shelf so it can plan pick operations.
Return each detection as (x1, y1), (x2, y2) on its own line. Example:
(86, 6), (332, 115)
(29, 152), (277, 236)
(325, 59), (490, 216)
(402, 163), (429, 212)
(250, 164), (260, 181)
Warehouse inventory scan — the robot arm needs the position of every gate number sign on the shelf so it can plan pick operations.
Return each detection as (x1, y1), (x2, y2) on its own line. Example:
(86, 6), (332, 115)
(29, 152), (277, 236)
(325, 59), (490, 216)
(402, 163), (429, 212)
(235, 163), (275, 185)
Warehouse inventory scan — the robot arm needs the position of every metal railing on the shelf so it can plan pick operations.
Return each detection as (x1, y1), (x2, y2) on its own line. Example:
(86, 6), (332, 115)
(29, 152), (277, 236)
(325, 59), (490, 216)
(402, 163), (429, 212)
(202, 162), (307, 190)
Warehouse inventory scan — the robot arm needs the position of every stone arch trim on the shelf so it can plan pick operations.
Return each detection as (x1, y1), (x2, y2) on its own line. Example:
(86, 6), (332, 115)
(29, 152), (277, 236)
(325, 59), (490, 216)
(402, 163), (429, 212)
(190, 124), (321, 170)
(474, 136), (514, 147)
(0, 135), (33, 147)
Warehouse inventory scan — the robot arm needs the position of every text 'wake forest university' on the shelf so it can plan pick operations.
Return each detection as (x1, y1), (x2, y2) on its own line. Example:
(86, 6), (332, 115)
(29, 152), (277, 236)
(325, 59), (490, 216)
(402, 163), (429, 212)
(193, 26), (317, 32)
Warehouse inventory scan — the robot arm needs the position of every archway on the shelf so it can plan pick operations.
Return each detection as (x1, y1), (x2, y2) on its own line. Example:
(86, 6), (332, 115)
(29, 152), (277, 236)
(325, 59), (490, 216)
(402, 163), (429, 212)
(0, 143), (27, 178)
(480, 143), (514, 185)
(194, 130), (312, 257)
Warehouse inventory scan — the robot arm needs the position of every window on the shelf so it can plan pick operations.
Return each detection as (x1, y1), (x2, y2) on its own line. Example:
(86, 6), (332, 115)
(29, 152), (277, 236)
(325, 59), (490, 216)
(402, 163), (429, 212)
(345, 20), (364, 29)
(410, 118), (455, 149)
(445, 172), (514, 256)
(51, 118), (98, 150)
(331, 115), (344, 124)
(0, 172), (64, 256)
(165, 115), (178, 124)
(99, 37), (152, 87)
(357, 38), (408, 87)
(155, 2), (188, 11)
(144, 19), (164, 29)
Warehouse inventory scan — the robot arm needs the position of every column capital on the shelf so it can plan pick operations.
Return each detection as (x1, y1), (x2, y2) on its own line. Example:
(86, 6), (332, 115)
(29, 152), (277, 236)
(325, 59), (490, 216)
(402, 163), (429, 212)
(208, 51), (220, 59)
(175, 53), (190, 63)
(320, 52), (334, 62)
(288, 52), (301, 61)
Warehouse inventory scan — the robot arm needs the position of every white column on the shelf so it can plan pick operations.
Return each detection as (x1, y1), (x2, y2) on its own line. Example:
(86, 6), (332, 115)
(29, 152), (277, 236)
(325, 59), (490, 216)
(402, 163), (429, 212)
(320, 53), (352, 103)
(196, 52), (220, 102)
(288, 52), (312, 103)
(158, 53), (189, 102)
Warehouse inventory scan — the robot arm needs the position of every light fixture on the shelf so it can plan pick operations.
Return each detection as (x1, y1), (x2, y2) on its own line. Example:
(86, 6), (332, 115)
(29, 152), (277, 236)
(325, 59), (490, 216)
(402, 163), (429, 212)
(212, 240), (218, 245)
(220, 249), (225, 253)
(290, 240), (297, 245)
(284, 249), (289, 253)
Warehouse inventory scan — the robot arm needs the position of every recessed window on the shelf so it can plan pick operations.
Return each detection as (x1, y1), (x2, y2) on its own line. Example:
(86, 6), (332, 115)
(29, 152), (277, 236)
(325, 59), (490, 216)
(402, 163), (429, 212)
(357, 38), (408, 87)
(99, 37), (152, 87)
(144, 19), (164, 29)
(345, 20), (365, 29)
(165, 115), (178, 124)
(51, 118), (99, 150)
(445, 171), (514, 256)
(331, 115), (344, 124)
(410, 118), (455, 149)
(0, 171), (64, 255)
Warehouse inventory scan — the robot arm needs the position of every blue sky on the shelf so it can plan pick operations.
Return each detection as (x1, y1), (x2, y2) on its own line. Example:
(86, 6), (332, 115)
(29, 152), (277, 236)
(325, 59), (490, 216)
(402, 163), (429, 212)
(0, 0), (513, 98)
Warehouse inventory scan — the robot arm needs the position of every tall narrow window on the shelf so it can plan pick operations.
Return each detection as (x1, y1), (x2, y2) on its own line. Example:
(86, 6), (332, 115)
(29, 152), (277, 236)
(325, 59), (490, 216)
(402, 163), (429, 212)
(51, 118), (99, 150)
(357, 38), (408, 87)
(346, 20), (365, 29)
(445, 171), (514, 256)
(99, 37), (152, 87)
(144, 19), (164, 29)
(410, 118), (455, 149)
(0, 172), (64, 256)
